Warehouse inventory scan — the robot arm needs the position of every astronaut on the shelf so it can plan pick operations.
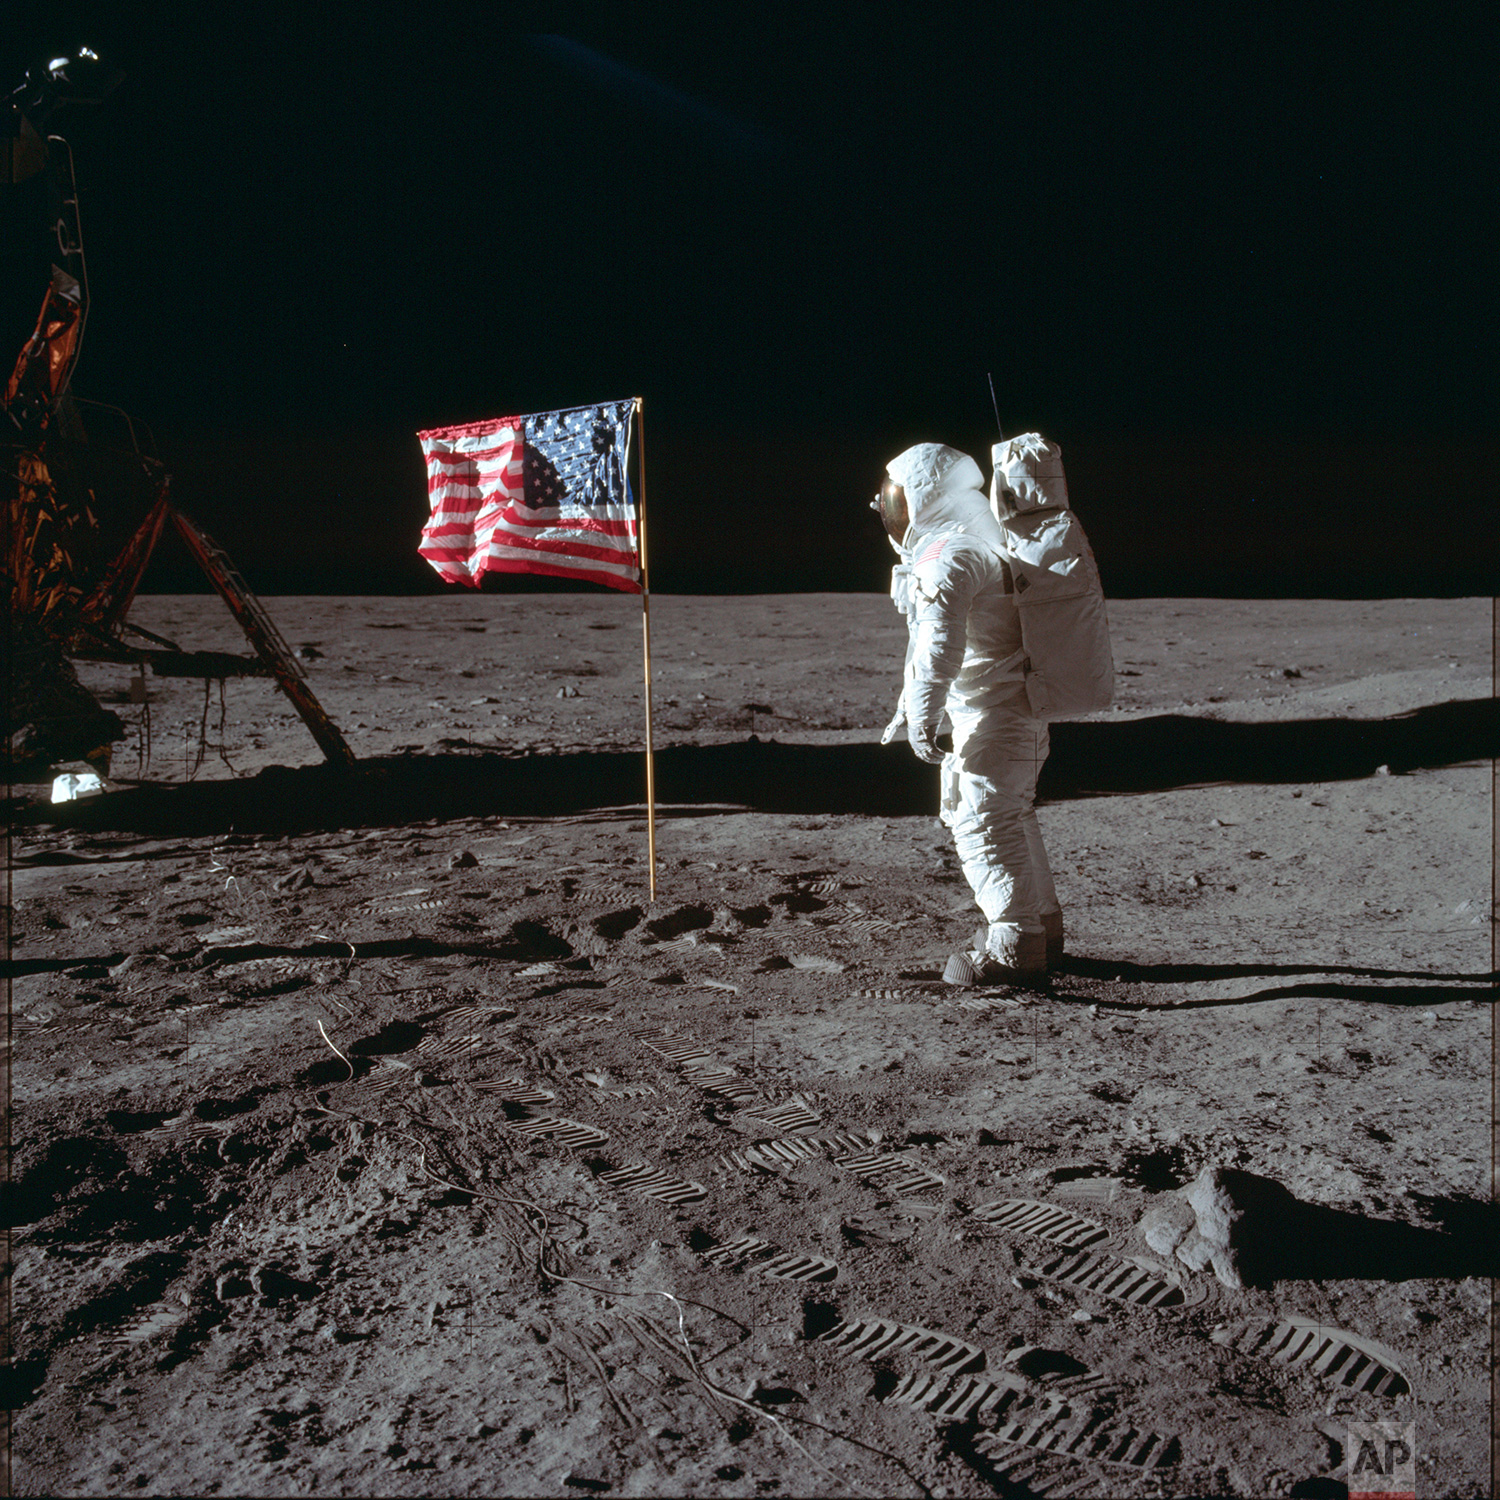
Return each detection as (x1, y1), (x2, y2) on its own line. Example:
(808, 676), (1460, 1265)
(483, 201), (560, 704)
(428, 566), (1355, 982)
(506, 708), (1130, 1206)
(875, 443), (1063, 984)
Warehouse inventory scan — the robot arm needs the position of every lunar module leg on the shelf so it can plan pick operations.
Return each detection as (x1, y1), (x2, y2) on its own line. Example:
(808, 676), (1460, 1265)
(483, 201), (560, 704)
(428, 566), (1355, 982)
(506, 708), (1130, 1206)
(168, 507), (356, 771)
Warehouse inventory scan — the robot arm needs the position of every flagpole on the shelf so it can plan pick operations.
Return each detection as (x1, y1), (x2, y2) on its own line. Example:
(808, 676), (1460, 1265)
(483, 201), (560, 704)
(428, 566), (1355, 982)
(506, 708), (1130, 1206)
(635, 396), (657, 902)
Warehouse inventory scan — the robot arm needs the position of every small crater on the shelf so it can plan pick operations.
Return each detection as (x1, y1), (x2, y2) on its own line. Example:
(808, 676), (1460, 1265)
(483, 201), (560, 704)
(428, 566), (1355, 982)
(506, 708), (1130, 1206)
(349, 1022), (426, 1056)
(253, 1266), (321, 1304)
(107, 1110), (175, 1134)
(294, 1059), (366, 1087)
(801, 1298), (841, 1340)
(592, 908), (643, 941)
(193, 1092), (262, 1122)
(645, 904), (714, 940)
(1047, 1164), (1117, 1183)
(7, 1135), (129, 1227)
(746, 1384), (804, 1407)
(217, 1134), (261, 1165)
(61, 1250), (189, 1343)
(768, 890), (827, 914)
(1289, 1478), (1348, 1499)
(495, 920), (574, 960)
(0, 1355), (49, 1411)
(1008, 1347), (1089, 1380)
(1118, 1145), (1191, 1192)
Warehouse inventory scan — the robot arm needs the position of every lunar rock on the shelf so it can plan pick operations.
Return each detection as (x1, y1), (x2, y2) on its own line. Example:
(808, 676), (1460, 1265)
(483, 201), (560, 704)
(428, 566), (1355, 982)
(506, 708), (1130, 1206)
(1181, 1166), (1250, 1288)
(1141, 1194), (1198, 1258)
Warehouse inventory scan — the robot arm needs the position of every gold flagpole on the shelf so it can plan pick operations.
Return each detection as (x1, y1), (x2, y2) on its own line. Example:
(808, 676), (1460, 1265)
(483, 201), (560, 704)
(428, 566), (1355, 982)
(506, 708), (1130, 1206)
(635, 396), (657, 902)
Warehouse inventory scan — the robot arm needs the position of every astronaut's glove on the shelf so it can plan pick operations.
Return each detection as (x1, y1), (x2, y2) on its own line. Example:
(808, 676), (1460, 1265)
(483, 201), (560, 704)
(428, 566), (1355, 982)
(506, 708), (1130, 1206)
(907, 720), (944, 765)
(880, 700), (907, 745)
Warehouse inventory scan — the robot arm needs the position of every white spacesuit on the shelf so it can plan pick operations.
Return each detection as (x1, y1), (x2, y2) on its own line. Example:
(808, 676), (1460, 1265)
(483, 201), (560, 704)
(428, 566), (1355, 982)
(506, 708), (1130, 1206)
(879, 442), (1062, 982)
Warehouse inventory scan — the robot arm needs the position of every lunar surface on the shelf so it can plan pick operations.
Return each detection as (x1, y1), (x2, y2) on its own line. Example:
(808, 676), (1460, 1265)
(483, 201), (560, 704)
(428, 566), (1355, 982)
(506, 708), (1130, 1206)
(6, 592), (1494, 1498)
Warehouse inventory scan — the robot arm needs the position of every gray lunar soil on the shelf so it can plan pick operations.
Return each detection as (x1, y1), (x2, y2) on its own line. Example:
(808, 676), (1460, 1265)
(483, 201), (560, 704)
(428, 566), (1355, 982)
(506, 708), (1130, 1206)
(5, 593), (1494, 1498)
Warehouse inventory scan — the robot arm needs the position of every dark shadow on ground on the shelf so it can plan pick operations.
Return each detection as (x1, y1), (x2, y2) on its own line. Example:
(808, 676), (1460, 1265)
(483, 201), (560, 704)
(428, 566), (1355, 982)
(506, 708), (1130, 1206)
(1056, 956), (1495, 989)
(7, 945), (1491, 1000)
(17, 697), (1496, 838)
(1191, 1171), (1500, 1284)
(1, 936), (598, 979)
(1056, 981), (1493, 1010)
(1061, 956), (1490, 984)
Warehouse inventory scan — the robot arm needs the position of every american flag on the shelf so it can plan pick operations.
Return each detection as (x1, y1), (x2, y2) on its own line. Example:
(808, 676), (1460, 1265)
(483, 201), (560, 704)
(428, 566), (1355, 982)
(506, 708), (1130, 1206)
(418, 399), (640, 592)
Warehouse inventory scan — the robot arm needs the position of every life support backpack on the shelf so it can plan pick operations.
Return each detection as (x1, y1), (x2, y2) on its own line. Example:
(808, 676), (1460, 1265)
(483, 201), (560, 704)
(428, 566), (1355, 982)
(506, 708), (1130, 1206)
(990, 434), (1114, 720)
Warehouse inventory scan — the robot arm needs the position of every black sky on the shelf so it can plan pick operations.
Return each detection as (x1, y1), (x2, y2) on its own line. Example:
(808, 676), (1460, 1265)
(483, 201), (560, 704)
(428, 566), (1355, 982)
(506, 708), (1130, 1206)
(6, 3), (1495, 595)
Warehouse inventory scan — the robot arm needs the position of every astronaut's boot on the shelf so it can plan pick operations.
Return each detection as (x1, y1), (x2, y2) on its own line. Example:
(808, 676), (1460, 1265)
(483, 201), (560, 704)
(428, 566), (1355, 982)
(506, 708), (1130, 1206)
(943, 922), (1047, 988)
(1041, 910), (1065, 966)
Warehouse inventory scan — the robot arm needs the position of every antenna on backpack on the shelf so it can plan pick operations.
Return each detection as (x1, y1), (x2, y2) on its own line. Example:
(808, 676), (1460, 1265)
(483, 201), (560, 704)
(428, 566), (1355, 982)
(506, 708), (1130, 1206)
(987, 372), (1004, 441)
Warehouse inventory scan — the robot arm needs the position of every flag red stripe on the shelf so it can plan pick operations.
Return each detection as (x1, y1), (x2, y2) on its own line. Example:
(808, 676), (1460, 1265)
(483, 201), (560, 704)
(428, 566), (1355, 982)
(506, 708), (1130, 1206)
(484, 557), (641, 593)
(417, 417), (522, 442)
(420, 531), (495, 549)
(488, 530), (639, 567)
(415, 551), (484, 586)
(486, 547), (641, 585)
(417, 540), (483, 558)
(422, 445), (517, 466)
(492, 543), (639, 570)
(427, 470), (521, 495)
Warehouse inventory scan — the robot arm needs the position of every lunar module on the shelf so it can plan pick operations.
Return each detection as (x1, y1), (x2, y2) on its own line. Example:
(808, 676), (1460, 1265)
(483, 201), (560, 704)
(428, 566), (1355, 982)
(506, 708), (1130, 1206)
(3, 48), (352, 776)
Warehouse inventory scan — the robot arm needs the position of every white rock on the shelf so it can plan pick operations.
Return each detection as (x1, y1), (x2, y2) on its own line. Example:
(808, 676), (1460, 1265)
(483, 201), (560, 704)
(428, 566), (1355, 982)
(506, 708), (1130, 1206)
(1140, 1196), (1195, 1257)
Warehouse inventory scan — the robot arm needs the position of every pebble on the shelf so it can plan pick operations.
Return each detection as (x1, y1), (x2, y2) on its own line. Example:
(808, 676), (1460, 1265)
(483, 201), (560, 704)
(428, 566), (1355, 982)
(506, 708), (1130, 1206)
(1070, 1309), (1098, 1323)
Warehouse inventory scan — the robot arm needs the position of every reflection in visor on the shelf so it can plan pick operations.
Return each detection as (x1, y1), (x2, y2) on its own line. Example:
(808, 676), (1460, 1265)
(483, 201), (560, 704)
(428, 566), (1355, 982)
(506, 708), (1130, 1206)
(872, 476), (909, 542)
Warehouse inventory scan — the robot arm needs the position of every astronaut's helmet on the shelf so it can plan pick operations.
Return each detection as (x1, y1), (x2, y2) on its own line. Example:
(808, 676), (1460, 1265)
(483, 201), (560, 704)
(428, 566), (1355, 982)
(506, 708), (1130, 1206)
(871, 474), (909, 544)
